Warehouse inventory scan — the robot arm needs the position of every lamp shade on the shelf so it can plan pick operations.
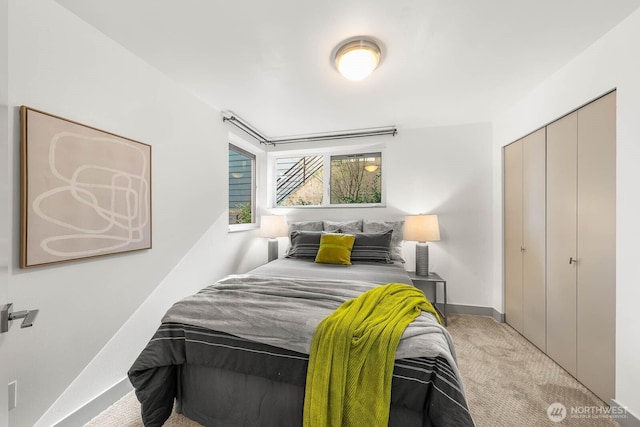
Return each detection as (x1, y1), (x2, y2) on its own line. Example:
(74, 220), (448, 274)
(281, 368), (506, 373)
(259, 215), (289, 238)
(403, 214), (440, 242)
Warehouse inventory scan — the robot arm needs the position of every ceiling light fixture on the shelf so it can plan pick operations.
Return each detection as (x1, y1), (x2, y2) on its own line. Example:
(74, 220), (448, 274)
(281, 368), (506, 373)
(334, 37), (382, 81)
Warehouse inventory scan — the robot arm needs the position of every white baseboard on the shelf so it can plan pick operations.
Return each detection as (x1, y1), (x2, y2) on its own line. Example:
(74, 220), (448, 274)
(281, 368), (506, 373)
(611, 399), (640, 427)
(54, 378), (133, 427)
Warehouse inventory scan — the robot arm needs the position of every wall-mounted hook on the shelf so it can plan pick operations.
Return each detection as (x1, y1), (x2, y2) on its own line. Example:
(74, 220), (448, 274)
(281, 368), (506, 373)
(1, 303), (40, 333)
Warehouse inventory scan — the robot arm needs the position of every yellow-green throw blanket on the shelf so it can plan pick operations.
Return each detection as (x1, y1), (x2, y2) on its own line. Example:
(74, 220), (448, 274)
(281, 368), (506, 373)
(303, 283), (442, 427)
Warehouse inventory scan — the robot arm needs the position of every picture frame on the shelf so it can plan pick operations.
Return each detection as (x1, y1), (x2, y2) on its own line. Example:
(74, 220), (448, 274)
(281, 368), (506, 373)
(20, 106), (152, 268)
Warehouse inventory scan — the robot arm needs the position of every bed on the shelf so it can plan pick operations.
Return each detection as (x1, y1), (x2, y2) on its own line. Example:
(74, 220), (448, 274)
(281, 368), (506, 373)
(129, 222), (475, 427)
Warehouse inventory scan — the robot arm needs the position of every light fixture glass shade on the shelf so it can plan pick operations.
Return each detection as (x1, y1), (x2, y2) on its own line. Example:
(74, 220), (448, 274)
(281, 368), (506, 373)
(403, 214), (440, 242)
(334, 39), (381, 81)
(259, 215), (289, 238)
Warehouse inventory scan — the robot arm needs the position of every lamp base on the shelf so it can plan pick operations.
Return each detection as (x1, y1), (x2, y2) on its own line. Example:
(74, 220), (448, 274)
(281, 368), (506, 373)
(267, 238), (279, 263)
(415, 243), (430, 276)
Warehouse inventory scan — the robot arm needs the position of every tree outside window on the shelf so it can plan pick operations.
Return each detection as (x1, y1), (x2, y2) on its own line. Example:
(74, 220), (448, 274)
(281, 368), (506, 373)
(330, 153), (381, 204)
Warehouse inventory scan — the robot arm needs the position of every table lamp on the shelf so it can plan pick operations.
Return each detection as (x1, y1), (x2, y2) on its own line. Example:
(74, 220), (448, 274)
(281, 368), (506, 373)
(403, 214), (440, 276)
(259, 215), (289, 262)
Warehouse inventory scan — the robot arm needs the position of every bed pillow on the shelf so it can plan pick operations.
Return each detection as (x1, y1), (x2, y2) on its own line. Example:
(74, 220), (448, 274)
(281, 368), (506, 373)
(315, 233), (356, 265)
(350, 230), (393, 263)
(362, 220), (405, 262)
(288, 221), (324, 232)
(323, 219), (362, 233)
(284, 221), (324, 256)
(286, 230), (323, 259)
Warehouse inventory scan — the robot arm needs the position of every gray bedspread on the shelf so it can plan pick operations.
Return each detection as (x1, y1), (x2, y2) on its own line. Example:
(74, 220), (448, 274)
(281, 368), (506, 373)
(163, 273), (458, 365)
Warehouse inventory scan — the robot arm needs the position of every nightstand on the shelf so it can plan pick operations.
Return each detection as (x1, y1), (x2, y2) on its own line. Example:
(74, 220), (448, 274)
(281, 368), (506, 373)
(408, 272), (447, 326)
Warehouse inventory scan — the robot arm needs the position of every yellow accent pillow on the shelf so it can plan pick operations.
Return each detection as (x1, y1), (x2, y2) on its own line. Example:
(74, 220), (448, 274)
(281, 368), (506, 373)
(315, 233), (356, 265)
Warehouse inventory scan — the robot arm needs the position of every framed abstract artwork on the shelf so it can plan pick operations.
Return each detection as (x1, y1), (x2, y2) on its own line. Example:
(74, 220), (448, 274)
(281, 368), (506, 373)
(20, 106), (152, 268)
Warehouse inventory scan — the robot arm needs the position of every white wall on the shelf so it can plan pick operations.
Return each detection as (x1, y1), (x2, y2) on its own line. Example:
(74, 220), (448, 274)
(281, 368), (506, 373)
(267, 123), (495, 309)
(7, 1), (264, 426)
(492, 8), (640, 418)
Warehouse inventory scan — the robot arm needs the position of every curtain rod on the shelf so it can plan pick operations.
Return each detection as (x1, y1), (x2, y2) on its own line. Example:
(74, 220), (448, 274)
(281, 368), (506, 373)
(222, 112), (272, 145)
(222, 111), (397, 146)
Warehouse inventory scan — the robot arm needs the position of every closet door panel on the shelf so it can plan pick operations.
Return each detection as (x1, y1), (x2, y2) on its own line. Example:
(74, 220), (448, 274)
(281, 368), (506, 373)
(576, 92), (616, 402)
(546, 112), (578, 376)
(522, 129), (546, 350)
(504, 141), (523, 333)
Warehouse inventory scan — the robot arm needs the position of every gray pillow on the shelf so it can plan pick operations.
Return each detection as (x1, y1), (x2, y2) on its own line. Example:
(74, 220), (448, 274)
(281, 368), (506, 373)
(350, 230), (393, 263)
(285, 221), (324, 256)
(362, 220), (405, 262)
(286, 230), (323, 259)
(323, 219), (362, 233)
(288, 221), (324, 232)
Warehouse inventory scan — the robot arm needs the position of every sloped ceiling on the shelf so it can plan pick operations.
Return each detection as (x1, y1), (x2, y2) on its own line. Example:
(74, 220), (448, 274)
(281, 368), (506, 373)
(55, 0), (640, 136)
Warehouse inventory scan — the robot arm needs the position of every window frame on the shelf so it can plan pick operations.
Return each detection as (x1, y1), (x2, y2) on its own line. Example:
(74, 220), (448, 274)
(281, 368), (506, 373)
(228, 142), (257, 231)
(271, 148), (385, 209)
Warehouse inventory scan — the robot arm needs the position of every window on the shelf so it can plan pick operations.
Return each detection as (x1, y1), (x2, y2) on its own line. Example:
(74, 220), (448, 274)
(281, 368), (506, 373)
(229, 144), (256, 225)
(330, 153), (382, 204)
(276, 155), (324, 206)
(275, 151), (382, 207)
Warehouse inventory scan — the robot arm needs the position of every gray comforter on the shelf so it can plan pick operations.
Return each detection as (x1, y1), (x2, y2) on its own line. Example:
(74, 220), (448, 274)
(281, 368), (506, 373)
(163, 274), (460, 373)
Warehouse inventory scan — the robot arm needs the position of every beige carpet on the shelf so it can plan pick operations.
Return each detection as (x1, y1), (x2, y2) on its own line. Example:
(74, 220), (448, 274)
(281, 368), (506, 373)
(448, 314), (618, 427)
(86, 314), (618, 426)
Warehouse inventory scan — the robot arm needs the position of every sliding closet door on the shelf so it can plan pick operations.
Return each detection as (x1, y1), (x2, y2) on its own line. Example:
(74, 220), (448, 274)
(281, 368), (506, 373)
(576, 91), (616, 403)
(522, 129), (546, 351)
(504, 141), (523, 333)
(546, 112), (578, 377)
